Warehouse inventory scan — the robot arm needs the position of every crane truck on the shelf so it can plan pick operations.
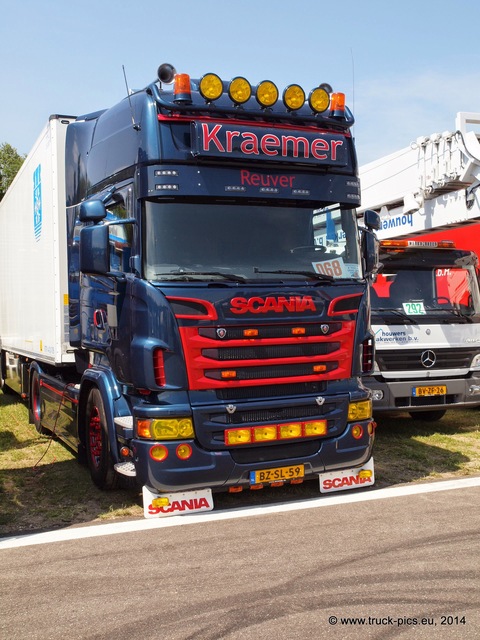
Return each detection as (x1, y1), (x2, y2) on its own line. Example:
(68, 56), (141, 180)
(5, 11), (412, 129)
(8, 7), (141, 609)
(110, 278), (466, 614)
(359, 112), (480, 420)
(0, 64), (380, 516)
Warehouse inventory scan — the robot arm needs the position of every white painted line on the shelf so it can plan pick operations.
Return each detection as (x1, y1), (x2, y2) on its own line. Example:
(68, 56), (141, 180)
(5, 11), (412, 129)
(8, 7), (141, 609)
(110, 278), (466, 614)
(2, 475), (480, 550)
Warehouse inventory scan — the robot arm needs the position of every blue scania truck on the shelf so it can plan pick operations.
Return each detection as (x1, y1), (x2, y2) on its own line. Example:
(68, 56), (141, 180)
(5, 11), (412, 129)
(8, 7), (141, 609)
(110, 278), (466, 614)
(0, 64), (380, 516)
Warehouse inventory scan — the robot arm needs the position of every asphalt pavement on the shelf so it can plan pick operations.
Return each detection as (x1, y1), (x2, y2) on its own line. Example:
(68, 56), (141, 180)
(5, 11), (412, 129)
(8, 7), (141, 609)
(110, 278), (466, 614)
(1, 478), (479, 639)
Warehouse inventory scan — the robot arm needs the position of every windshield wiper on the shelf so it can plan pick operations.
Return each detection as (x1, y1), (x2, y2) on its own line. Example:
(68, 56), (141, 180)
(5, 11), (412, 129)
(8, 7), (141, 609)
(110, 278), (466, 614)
(427, 306), (469, 320)
(155, 269), (246, 283)
(372, 307), (418, 324)
(253, 267), (335, 282)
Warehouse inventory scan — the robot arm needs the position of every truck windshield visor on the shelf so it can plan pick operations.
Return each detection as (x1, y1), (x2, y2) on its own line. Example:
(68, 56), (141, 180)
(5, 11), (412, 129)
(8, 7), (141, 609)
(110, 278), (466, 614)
(143, 202), (362, 282)
(371, 266), (480, 317)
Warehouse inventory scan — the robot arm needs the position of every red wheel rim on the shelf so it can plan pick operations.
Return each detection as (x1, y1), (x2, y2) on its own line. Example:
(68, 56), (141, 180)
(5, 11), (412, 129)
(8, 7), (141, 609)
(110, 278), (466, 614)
(88, 406), (102, 468)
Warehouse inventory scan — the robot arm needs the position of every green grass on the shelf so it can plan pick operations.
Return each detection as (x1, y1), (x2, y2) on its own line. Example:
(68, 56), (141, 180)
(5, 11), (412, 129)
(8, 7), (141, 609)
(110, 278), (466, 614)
(373, 410), (480, 484)
(0, 391), (142, 534)
(1, 389), (480, 536)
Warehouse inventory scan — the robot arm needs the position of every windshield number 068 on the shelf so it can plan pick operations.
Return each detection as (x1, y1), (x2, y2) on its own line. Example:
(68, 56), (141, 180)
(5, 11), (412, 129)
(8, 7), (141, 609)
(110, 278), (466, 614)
(314, 259), (343, 277)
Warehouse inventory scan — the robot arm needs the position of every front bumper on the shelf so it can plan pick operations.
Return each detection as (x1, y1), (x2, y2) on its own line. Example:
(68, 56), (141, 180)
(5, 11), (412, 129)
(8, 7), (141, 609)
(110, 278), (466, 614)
(132, 418), (374, 493)
(364, 373), (480, 413)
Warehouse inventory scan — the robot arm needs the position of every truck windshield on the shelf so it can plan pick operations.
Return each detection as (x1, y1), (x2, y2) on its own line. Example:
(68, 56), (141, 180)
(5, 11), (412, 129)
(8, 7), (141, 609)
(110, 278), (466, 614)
(143, 202), (362, 282)
(371, 265), (480, 318)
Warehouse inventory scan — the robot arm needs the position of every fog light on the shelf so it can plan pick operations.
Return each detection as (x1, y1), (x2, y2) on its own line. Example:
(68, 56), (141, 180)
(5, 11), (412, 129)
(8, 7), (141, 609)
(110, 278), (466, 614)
(226, 428), (252, 446)
(352, 424), (364, 439)
(176, 443), (192, 460)
(149, 444), (168, 461)
(254, 426), (277, 442)
(304, 420), (328, 436)
(309, 87), (330, 113)
(371, 389), (384, 401)
(283, 84), (305, 111)
(199, 73), (223, 101)
(256, 80), (279, 108)
(228, 76), (252, 104)
(279, 423), (302, 439)
(469, 385), (480, 395)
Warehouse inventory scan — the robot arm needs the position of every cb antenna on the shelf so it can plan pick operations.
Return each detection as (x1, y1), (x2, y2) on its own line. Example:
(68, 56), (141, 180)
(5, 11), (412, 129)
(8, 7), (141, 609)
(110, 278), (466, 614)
(122, 64), (140, 131)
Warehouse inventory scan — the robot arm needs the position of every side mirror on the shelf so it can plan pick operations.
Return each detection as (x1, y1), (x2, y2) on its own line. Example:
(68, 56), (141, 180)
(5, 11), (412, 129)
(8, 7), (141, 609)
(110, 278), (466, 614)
(364, 209), (381, 231)
(79, 225), (109, 274)
(363, 229), (380, 278)
(79, 199), (107, 223)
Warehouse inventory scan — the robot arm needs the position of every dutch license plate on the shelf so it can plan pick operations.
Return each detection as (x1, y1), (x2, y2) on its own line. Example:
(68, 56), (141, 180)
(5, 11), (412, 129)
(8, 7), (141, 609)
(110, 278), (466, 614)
(250, 464), (304, 485)
(413, 385), (447, 397)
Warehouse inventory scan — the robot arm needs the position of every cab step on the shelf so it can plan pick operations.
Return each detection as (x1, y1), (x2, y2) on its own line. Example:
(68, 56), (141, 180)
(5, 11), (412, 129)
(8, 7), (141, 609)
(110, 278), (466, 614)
(114, 461), (136, 477)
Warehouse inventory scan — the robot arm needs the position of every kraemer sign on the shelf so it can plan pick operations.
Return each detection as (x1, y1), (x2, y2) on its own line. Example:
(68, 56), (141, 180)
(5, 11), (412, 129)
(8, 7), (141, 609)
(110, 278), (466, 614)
(192, 122), (348, 166)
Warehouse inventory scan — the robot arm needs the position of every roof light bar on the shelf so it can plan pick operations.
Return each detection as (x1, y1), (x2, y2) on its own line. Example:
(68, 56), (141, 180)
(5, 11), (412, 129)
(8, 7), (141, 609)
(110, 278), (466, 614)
(157, 64), (344, 116)
(380, 239), (456, 249)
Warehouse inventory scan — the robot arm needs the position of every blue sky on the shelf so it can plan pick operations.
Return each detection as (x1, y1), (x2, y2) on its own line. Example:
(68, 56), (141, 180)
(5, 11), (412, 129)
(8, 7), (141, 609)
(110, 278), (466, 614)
(1, 0), (479, 166)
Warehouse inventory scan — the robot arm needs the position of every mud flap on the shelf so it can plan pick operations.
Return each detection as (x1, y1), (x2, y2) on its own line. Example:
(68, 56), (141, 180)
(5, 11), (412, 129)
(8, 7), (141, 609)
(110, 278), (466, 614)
(319, 457), (375, 493)
(143, 486), (214, 518)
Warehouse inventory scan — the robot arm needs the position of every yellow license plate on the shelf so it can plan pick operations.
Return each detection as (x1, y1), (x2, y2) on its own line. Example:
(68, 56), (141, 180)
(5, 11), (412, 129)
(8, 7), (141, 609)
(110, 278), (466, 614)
(413, 385), (447, 397)
(250, 464), (304, 485)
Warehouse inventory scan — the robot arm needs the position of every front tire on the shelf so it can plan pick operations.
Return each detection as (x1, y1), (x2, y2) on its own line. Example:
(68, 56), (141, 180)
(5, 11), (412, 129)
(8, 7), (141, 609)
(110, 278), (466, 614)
(85, 388), (118, 489)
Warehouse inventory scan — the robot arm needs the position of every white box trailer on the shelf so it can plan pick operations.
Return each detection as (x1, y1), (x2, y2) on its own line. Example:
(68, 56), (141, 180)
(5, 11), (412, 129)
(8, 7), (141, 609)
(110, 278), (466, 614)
(0, 115), (75, 367)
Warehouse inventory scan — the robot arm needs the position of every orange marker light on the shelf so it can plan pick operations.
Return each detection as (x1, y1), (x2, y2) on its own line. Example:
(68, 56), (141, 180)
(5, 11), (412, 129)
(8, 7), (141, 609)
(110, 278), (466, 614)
(291, 327), (306, 335)
(173, 73), (192, 103)
(137, 420), (152, 439)
(330, 92), (346, 116)
(228, 486), (244, 493)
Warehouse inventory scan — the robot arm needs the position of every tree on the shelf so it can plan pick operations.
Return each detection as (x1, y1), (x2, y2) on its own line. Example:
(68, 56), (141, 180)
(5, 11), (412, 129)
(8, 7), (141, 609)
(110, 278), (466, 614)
(0, 143), (26, 201)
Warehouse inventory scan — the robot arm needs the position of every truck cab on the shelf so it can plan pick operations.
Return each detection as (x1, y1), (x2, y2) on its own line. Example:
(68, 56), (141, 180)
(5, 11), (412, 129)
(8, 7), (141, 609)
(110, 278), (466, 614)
(365, 239), (480, 420)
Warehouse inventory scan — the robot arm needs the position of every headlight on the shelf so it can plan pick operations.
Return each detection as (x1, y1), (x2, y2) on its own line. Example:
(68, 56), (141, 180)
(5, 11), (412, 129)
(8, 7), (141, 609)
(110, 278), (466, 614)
(471, 354), (480, 370)
(137, 418), (194, 440)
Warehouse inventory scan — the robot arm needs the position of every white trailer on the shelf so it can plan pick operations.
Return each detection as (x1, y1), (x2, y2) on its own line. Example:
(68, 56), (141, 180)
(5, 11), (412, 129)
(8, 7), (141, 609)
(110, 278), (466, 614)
(0, 116), (75, 391)
(359, 112), (480, 248)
